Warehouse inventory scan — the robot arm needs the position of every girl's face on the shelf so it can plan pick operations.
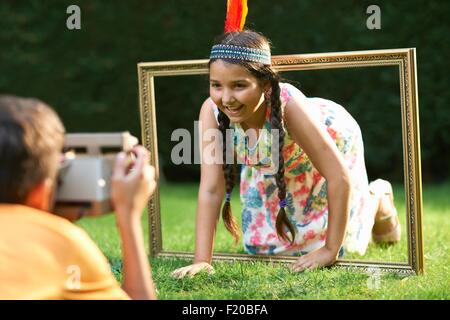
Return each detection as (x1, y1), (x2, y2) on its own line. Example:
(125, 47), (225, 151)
(209, 60), (266, 124)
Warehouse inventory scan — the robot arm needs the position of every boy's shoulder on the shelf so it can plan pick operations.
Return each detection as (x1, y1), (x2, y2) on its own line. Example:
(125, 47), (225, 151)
(1, 204), (82, 231)
(0, 204), (127, 300)
(0, 204), (98, 253)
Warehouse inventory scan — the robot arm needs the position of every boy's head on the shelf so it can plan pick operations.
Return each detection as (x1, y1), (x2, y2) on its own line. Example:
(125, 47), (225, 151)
(0, 95), (65, 209)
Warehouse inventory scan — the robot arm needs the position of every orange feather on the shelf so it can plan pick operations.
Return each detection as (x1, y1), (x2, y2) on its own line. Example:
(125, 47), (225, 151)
(224, 0), (248, 32)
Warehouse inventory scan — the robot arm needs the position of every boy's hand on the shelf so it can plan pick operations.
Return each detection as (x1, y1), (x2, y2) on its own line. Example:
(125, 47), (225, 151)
(290, 246), (338, 272)
(111, 145), (156, 224)
(171, 262), (214, 279)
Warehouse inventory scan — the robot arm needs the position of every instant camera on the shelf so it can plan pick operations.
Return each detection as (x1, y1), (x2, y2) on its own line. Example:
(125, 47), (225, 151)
(54, 132), (138, 219)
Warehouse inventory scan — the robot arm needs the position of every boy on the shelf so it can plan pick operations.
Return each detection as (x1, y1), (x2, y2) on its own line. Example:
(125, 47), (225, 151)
(0, 95), (156, 299)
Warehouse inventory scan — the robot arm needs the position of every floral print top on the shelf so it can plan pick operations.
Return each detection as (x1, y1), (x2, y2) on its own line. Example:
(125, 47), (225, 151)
(212, 83), (374, 256)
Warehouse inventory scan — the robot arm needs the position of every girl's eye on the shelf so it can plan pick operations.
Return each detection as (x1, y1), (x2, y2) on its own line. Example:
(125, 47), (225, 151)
(211, 83), (221, 88)
(234, 83), (246, 89)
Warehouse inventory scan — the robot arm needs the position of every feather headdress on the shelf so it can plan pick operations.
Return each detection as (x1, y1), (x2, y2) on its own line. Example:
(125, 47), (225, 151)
(211, 0), (271, 65)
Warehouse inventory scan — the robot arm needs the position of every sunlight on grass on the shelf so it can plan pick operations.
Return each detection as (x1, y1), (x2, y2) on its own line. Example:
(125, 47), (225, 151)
(77, 182), (450, 299)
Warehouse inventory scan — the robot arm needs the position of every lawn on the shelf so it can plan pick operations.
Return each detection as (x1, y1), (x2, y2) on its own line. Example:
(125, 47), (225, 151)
(76, 182), (450, 299)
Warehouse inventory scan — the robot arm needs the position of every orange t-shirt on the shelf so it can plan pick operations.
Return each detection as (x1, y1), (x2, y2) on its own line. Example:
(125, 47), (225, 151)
(0, 204), (129, 299)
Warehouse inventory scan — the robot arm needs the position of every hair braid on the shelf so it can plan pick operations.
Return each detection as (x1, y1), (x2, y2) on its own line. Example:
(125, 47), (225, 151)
(217, 109), (240, 244)
(268, 75), (297, 244)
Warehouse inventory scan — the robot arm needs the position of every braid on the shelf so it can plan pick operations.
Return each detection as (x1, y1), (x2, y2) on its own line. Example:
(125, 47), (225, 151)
(218, 109), (240, 244)
(269, 74), (297, 244)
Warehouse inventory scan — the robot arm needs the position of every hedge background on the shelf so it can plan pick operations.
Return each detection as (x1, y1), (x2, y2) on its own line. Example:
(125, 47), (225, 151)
(1, 0), (449, 182)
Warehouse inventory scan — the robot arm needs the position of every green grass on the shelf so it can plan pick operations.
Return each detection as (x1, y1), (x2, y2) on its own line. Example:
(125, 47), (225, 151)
(76, 182), (450, 299)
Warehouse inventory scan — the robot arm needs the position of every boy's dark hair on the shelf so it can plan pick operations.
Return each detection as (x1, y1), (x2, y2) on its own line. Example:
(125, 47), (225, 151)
(0, 95), (65, 203)
(209, 30), (296, 245)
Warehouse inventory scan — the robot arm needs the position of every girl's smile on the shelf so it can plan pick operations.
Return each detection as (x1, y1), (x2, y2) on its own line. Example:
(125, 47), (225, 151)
(224, 104), (244, 116)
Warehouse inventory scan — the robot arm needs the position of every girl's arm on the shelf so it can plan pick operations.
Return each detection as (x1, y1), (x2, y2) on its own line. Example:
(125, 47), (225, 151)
(172, 99), (225, 278)
(283, 91), (352, 269)
(195, 98), (226, 263)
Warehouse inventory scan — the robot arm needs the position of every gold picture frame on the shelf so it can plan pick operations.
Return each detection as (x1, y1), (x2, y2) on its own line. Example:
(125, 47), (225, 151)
(137, 48), (424, 275)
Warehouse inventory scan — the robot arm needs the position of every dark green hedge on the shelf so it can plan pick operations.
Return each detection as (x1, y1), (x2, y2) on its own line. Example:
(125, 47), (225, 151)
(1, 0), (449, 182)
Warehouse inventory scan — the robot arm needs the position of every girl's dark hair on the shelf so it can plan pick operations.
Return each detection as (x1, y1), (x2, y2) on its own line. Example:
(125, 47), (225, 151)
(209, 30), (296, 244)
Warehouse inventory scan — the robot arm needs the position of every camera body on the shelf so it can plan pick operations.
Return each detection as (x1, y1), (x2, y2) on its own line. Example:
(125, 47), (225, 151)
(54, 132), (138, 219)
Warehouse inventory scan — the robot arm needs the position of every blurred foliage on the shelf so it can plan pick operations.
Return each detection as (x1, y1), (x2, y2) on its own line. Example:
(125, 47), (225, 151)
(0, 0), (449, 182)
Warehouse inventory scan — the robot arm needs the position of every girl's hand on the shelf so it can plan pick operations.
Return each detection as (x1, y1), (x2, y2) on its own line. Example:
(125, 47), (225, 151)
(171, 262), (214, 279)
(290, 246), (338, 272)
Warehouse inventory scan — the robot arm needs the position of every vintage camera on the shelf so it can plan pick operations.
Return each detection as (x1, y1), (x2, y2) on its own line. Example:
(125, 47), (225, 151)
(54, 132), (138, 220)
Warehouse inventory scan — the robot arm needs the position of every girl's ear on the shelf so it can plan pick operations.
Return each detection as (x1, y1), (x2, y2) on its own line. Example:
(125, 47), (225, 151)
(263, 82), (272, 100)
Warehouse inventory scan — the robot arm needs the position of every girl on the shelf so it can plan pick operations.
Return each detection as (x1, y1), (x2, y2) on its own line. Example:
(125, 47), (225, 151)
(172, 30), (401, 278)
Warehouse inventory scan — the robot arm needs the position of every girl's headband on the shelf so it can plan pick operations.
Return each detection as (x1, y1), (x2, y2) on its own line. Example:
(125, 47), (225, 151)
(210, 44), (271, 65)
(210, 0), (272, 65)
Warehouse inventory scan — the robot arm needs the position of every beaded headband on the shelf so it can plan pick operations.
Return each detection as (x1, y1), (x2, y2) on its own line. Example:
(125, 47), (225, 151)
(210, 44), (271, 65)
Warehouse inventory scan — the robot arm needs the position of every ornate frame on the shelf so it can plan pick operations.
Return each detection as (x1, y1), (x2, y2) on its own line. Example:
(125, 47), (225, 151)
(137, 48), (424, 275)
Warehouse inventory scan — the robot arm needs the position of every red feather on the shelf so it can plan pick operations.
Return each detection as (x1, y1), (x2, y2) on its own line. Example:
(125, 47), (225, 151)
(224, 0), (248, 32)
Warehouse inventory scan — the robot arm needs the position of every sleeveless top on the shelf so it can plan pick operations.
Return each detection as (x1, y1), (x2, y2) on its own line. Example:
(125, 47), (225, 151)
(211, 82), (374, 256)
